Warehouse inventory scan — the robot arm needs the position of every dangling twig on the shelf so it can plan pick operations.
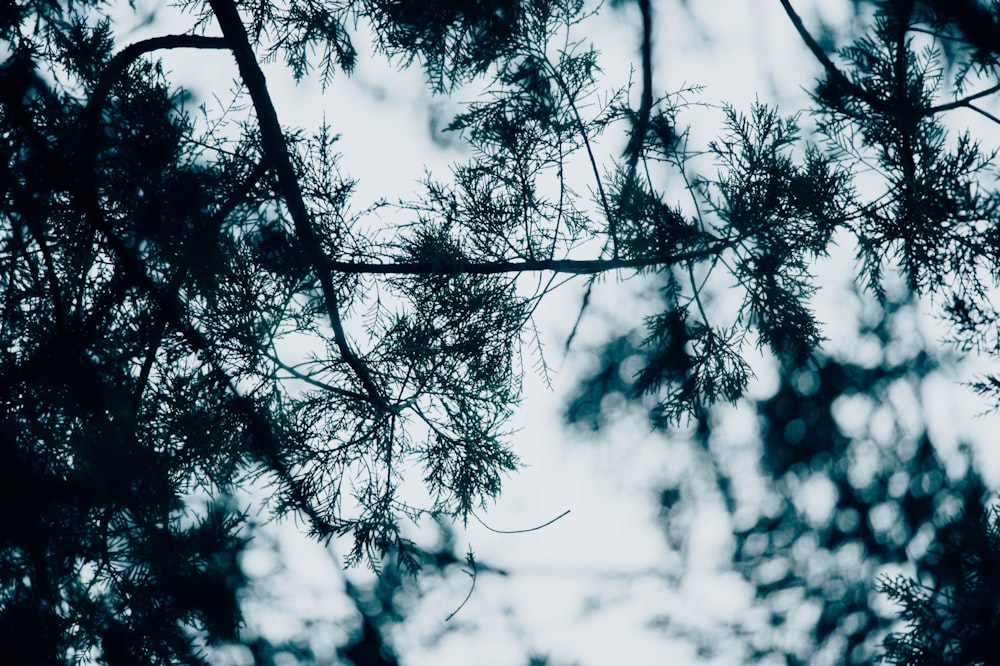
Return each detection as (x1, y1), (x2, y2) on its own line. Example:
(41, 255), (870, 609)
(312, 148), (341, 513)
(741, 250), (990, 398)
(445, 547), (478, 621)
(474, 509), (571, 534)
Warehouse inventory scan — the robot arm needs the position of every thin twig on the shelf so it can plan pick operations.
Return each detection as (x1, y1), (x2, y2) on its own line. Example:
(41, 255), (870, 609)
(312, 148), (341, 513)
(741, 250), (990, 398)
(445, 548), (478, 621)
(473, 509), (571, 534)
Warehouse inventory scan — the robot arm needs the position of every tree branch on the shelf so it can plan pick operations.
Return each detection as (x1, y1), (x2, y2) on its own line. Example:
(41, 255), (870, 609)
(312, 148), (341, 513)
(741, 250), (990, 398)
(264, 350), (374, 403)
(322, 245), (730, 276)
(624, 0), (653, 173)
(781, 0), (1000, 118)
(779, 0), (890, 112)
(83, 35), (230, 148)
(965, 102), (1000, 127)
(930, 82), (1000, 112)
(76, 34), (232, 317)
(207, 0), (389, 411)
(918, 0), (1000, 55)
(0, 162), (66, 331)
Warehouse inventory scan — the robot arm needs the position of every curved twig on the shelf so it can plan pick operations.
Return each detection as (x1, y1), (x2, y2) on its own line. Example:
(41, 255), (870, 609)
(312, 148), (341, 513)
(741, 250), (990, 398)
(473, 508), (571, 534)
(83, 34), (229, 140)
(445, 548), (478, 621)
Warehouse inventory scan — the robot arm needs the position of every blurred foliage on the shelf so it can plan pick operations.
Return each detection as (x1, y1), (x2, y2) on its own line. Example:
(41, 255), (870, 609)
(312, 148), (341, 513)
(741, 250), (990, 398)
(570, 283), (993, 665)
(733, 348), (988, 664)
(569, 0), (1000, 663)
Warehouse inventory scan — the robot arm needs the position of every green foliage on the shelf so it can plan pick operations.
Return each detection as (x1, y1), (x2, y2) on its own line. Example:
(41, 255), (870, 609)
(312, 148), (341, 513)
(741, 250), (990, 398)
(709, 104), (848, 363)
(6, 0), (1000, 662)
(366, 0), (586, 91)
(879, 502), (1000, 665)
(815, 7), (1000, 305)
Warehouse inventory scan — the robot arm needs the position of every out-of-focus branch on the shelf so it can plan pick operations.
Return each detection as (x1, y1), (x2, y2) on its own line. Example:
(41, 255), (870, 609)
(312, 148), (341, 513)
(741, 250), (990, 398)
(624, 0), (653, 174)
(918, 0), (1000, 54)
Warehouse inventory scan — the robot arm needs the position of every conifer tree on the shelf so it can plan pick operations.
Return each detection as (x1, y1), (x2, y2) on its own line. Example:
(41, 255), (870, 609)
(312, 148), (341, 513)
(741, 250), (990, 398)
(4, 0), (1000, 663)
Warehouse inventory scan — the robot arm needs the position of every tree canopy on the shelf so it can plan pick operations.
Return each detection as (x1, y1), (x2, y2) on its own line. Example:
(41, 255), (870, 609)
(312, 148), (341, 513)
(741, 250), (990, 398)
(3, 0), (1000, 663)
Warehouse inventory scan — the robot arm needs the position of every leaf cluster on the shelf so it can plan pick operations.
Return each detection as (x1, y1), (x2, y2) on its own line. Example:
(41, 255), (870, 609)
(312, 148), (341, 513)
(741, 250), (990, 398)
(879, 502), (1000, 665)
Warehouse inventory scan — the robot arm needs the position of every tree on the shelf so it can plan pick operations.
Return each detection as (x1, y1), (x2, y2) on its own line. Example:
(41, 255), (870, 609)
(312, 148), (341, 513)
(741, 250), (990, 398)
(3, 0), (1000, 663)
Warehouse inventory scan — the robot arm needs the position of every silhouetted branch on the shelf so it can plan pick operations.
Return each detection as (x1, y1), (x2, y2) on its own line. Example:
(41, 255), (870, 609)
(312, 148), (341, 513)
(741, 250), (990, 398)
(265, 350), (374, 403)
(541, 53), (617, 253)
(208, 0), (390, 411)
(83, 34), (229, 140)
(965, 102), (1000, 126)
(781, 0), (1000, 118)
(779, 0), (886, 109)
(323, 244), (732, 276)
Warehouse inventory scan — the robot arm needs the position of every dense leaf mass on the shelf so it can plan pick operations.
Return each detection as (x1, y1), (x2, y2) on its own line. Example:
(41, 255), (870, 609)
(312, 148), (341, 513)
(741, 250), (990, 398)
(879, 502), (1000, 665)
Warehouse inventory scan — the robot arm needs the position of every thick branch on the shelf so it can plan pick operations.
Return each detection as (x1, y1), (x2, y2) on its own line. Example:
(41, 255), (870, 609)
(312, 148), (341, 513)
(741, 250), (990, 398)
(942, 81), (1000, 107)
(624, 0), (653, 173)
(207, 0), (388, 411)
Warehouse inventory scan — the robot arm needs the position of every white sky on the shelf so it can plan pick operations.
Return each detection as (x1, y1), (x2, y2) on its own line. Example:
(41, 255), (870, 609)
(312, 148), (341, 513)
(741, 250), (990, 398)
(104, 1), (1000, 664)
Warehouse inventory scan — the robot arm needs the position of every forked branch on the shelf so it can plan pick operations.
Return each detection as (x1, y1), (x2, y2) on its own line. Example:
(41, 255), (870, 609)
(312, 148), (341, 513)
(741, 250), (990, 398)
(208, 0), (389, 411)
